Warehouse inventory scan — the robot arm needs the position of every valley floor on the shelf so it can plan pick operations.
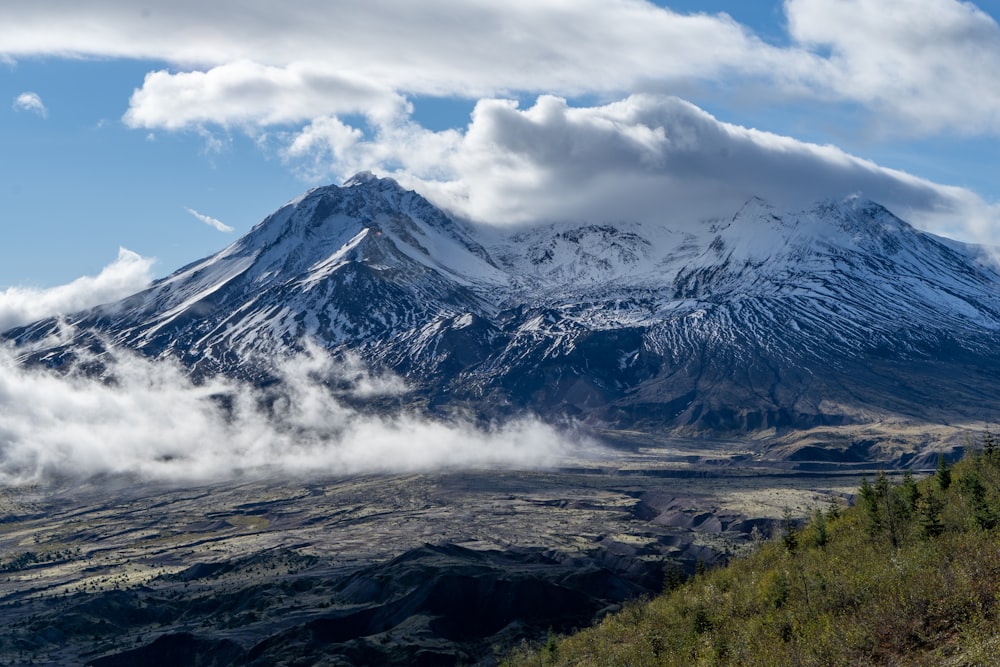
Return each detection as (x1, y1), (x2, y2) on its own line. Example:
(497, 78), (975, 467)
(0, 439), (904, 665)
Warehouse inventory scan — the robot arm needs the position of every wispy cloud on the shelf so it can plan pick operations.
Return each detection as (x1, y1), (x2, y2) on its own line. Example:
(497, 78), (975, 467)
(786, 0), (1000, 136)
(0, 248), (155, 332)
(185, 207), (234, 232)
(0, 342), (591, 484)
(12, 91), (46, 117)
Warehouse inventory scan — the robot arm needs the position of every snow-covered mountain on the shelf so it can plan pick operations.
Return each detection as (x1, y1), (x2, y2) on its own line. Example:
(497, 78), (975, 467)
(8, 173), (1000, 432)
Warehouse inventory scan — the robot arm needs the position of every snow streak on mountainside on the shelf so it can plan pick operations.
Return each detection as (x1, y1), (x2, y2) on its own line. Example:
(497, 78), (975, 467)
(7, 174), (1000, 432)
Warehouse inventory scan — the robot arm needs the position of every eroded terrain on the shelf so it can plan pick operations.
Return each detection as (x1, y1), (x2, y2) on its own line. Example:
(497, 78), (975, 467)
(0, 438), (903, 666)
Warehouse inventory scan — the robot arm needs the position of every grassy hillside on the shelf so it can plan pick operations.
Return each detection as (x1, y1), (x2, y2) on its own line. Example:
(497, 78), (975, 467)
(506, 437), (1000, 666)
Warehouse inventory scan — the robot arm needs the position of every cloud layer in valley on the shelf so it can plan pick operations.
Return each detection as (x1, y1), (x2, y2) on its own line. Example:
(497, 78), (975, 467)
(0, 342), (589, 484)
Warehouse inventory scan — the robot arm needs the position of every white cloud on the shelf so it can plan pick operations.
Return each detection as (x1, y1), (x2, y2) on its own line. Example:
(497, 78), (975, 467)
(125, 61), (409, 130)
(786, 0), (1000, 136)
(0, 343), (589, 484)
(185, 207), (234, 233)
(3, 1), (998, 138)
(12, 91), (47, 117)
(0, 1), (790, 98)
(1, 2), (998, 243)
(0, 248), (155, 332)
(277, 94), (1000, 247)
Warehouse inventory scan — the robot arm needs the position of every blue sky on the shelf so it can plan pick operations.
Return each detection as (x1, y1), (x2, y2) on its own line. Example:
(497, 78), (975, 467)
(1, 59), (304, 287)
(2, 0), (1000, 309)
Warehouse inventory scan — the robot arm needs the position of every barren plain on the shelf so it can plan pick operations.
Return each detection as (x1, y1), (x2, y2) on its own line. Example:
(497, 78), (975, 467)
(0, 432), (935, 666)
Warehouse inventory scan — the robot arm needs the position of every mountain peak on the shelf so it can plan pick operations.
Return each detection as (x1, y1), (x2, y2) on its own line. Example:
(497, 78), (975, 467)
(343, 170), (393, 188)
(734, 195), (775, 217)
(8, 186), (1000, 436)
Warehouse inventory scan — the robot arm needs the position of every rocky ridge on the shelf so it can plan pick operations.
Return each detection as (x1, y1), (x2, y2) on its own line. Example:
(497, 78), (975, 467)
(7, 173), (1000, 433)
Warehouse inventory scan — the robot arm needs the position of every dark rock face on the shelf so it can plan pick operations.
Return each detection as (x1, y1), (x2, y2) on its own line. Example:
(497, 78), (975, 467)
(65, 544), (661, 667)
(3, 466), (786, 666)
(8, 176), (1000, 434)
(87, 633), (244, 667)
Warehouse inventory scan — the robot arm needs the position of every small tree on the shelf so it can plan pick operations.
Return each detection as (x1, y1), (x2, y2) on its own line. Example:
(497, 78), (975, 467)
(875, 471), (908, 547)
(901, 470), (920, 511)
(782, 507), (799, 554)
(917, 491), (945, 539)
(983, 427), (997, 461)
(811, 506), (829, 548)
(859, 472), (910, 547)
(663, 561), (686, 592)
(825, 494), (842, 521)
(960, 470), (997, 530)
(936, 453), (952, 491)
(859, 475), (880, 535)
(542, 627), (559, 664)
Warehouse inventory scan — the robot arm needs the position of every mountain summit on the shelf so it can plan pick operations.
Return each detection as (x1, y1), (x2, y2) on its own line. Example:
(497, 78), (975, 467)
(8, 174), (1000, 434)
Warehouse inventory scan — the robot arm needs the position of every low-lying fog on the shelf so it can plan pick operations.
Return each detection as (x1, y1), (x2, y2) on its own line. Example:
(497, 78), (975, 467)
(0, 341), (595, 484)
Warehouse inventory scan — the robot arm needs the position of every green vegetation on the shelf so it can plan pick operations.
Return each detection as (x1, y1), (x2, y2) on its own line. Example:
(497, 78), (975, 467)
(0, 547), (79, 573)
(505, 441), (1000, 666)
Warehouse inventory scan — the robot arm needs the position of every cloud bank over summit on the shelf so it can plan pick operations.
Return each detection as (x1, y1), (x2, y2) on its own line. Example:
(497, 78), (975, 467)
(308, 95), (995, 240)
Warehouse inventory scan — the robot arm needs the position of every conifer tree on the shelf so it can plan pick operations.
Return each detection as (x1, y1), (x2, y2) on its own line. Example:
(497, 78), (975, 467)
(825, 494), (841, 521)
(901, 469), (920, 511)
(874, 471), (908, 547)
(960, 470), (997, 530)
(859, 475), (881, 535)
(811, 507), (829, 547)
(781, 507), (799, 554)
(917, 491), (945, 538)
(984, 427), (997, 462)
(936, 453), (952, 491)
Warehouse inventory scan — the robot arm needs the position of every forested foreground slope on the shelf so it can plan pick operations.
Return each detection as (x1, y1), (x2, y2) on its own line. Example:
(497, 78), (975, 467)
(507, 437), (1000, 666)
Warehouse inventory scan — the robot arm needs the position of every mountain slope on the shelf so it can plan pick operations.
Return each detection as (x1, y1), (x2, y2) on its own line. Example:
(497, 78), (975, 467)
(7, 174), (1000, 433)
(507, 449), (1000, 666)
